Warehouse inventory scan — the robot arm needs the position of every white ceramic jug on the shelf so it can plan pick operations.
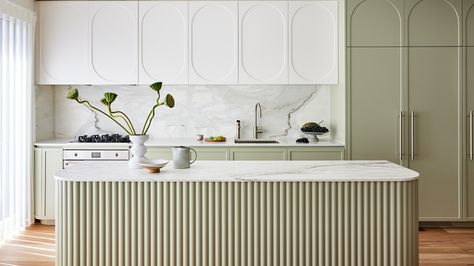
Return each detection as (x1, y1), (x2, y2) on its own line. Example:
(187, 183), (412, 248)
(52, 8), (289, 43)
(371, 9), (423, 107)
(172, 146), (197, 169)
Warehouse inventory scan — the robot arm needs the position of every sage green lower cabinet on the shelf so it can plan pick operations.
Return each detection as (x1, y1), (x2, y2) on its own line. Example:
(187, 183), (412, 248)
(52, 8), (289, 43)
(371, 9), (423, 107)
(34, 148), (62, 224)
(408, 47), (461, 221)
(349, 47), (403, 164)
(148, 147), (345, 161)
(230, 147), (288, 161)
(288, 147), (344, 160)
(146, 147), (173, 160)
(146, 147), (229, 161)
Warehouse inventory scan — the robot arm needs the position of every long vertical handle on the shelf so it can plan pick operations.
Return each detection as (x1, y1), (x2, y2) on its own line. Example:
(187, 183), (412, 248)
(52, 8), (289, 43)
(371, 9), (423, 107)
(410, 111), (415, 161)
(470, 111), (473, 160)
(399, 110), (403, 161)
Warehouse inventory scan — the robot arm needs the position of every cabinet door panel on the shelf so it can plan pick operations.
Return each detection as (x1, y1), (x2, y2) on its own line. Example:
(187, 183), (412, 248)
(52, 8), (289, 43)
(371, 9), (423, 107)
(139, 2), (188, 84)
(90, 1), (138, 84)
(289, 1), (338, 84)
(231, 148), (287, 161)
(408, 47), (461, 220)
(189, 1), (238, 84)
(34, 148), (62, 221)
(347, 0), (404, 46)
(349, 47), (402, 163)
(466, 47), (474, 219)
(288, 148), (344, 160)
(239, 1), (288, 84)
(193, 147), (229, 160)
(38, 1), (89, 84)
(406, 0), (462, 46)
(465, 0), (474, 46)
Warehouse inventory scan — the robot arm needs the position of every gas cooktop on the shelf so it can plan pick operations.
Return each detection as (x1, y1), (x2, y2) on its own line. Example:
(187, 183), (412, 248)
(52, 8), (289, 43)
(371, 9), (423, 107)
(76, 134), (130, 143)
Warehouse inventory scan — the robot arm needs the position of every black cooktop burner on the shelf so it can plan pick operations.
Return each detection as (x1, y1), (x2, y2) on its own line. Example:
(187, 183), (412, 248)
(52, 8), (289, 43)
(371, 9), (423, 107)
(77, 134), (130, 143)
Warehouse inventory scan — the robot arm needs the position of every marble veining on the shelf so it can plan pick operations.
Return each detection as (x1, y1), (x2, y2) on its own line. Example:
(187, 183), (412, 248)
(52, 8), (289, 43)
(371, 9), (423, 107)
(48, 85), (331, 139)
(55, 160), (419, 182)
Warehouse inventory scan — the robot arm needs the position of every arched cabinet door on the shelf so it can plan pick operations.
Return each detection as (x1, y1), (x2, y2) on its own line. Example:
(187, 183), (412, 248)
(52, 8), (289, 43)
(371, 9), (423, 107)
(90, 1), (138, 84)
(38, 1), (90, 84)
(239, 1), (288, 84)
(347, 0), (404, 46)
(289, 1), (338, 84)
(139, 2), (188, 85)
(189, 1), (238, 85)
(465, 0), (474, 46)
(406, 0), (462, 46)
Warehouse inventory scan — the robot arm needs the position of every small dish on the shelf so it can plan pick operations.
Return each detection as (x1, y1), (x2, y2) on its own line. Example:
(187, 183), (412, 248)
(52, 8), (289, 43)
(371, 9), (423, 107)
(139, 159), (168, 173)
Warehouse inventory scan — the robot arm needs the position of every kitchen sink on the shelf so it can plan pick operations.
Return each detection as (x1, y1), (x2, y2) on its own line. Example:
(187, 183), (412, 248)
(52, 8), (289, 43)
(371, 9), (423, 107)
(234, 139), (279, 144)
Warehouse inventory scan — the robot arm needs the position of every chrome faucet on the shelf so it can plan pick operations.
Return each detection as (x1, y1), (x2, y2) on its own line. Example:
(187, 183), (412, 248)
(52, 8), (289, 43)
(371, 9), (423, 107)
(254, 103), (263, 139)
(235, 120), (241, 139)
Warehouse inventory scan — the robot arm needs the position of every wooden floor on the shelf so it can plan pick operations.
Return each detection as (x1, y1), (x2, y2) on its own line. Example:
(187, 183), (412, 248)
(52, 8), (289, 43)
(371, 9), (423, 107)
(1, 225), (474, 265)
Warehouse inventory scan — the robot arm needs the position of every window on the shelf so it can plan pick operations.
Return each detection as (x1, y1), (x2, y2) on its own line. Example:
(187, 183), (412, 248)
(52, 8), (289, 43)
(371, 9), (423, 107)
(0, 4), (35, 243)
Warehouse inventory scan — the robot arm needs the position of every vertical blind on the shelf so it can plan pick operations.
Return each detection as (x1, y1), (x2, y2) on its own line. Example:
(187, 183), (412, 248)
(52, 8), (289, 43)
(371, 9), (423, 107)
(0, 3), (35, 243)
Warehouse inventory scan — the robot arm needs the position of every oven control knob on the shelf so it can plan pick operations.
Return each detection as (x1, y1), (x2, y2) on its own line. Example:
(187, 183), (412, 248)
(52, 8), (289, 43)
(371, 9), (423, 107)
(74, 153), (77, 157)
(115, 153), (118, 157)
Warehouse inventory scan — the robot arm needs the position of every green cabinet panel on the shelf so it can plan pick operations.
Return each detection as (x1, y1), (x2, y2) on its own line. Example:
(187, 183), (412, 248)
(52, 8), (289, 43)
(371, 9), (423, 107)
(466, 47), (474, 219)
(288, 147), (344, 160)
(34, 148), (62, 222)
(146, 147), (173, 160)
(230, 148), (288, 161)
(349, 47), (403, 164)
(192, 147), (229, 160)
(406, 0), (462, 46)
(147, 147), (229, 160)
(347, 0), (404, 46)
(465, 0), (474, 46)
(408, 47), (461, 220)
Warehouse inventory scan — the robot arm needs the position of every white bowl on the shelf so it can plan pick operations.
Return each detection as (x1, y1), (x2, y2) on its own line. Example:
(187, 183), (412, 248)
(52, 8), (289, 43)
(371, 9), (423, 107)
(139, 159), (168, 173)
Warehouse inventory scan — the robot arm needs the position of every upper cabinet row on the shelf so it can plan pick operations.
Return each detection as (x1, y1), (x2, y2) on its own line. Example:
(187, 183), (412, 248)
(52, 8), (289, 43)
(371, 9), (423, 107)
(38, 1), (338, 85)
(347, 0), (474, 46)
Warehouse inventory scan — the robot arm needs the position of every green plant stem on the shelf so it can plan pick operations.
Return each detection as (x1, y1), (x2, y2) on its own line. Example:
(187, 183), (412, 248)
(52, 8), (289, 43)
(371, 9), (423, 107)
(142, 102), (164, 135)
(108, 106), (136, 134)
(76, 99), (132, 135)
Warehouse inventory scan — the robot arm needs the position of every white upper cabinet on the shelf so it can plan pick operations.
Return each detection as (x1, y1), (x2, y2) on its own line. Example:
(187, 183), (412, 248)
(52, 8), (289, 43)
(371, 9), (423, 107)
(37, 0), (339, 85)
(189, 1), (238, 84)
(289, 1), (338, 84)
(38, 1), (90, 84)
(89, 1), (138, 84)
(139, 2), (188, 85)
(239, 1), (288, 84)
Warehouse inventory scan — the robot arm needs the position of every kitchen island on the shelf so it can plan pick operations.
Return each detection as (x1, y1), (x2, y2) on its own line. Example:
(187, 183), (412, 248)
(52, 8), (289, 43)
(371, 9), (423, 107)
(55, 160), (419, 266)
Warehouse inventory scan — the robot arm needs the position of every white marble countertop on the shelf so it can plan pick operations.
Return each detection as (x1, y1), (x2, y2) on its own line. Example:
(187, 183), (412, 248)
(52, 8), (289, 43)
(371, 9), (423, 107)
(55, 160), (419, 182)
(36, 137), (345, 148)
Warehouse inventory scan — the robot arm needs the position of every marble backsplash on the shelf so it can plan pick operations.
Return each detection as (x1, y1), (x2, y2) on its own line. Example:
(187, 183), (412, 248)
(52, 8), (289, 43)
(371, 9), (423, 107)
(38, 84), (331, 140)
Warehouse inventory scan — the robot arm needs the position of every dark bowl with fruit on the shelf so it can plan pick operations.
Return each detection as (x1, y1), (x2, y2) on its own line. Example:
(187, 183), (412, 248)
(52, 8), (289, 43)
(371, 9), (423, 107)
(301, 122), (329, 141)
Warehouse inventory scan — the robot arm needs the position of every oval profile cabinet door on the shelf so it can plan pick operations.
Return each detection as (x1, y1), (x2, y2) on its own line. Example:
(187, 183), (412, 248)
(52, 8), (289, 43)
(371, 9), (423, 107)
(139, 1), (188, 85)
(38, 1), (90, 84)
(239, 1), (288, 84)
(90, 1), (138, 84)
(465, 0), (474, 46)
(189, 1), (238, 84)
(289, 1), (338, 84)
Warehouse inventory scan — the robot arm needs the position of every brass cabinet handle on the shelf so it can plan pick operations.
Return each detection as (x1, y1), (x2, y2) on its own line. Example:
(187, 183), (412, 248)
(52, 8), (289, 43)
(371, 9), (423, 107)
(410, 111), (415, 161)
(470, 111), (473, 160)
(399, 110), (403, 161)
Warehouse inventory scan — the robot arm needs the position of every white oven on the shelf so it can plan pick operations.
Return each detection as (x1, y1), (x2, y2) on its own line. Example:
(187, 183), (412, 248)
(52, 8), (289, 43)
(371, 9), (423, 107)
(63, 149), (129, 168)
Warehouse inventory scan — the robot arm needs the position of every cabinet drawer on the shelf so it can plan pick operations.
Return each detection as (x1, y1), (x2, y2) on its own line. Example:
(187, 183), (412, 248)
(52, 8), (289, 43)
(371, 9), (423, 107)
(147, 147), (229, 161)
(230, 148), (287, 161)
(288, 148), (344, 160)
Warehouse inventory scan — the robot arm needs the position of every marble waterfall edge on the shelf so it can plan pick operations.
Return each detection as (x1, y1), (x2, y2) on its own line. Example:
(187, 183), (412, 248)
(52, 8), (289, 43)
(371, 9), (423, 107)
(51, 85), (331, 139)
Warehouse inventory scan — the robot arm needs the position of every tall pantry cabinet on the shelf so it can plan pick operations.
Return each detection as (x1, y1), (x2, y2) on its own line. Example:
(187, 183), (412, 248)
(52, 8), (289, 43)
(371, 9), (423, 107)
(348, 0), (465, 221)
(465, 0), (474, 220)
